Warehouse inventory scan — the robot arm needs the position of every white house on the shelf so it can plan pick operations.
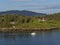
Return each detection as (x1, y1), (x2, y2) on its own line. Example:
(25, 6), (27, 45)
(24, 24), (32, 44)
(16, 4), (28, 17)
(10, 22), (16, 24)
(38, 17), (46, 21)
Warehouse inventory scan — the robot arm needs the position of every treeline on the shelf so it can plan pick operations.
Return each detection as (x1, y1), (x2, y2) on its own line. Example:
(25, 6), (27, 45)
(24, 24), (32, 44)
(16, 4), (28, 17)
(0, 14), (37, 28)
(0, 13), (60, 28)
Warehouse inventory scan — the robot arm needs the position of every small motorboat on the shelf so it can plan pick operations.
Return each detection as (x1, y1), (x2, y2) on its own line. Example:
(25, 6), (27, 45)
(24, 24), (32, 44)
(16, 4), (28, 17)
(31, 32), (36, 36)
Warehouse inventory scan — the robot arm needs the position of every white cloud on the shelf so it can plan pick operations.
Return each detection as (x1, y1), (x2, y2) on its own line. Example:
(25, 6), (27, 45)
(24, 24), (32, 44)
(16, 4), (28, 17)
(11, 0), (32, 2)
(26, 3), (60, 10)
(10, 0), (48, 2)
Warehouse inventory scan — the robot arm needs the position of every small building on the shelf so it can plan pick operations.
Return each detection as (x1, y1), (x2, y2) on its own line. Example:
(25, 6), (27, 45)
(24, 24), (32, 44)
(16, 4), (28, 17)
(10, 22), (16, 24)
(10, 22), (16, 28)
(38, 17), (46, 21)
(42, 18), (46, 21)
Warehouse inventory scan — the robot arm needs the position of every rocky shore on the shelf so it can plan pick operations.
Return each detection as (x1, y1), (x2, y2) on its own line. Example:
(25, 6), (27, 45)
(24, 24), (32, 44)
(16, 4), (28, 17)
(0, 27), (60, 32)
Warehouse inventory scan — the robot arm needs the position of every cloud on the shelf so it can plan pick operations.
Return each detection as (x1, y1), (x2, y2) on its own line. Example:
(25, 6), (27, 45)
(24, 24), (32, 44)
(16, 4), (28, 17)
(19, 4), (41, 7)
(30, 9), (60, 14)
(11, 4), (60, 12)
(44, 3), (60, 9)
(11, 0), (32, 2)
(15, 2), (60, 9)
(29, 3), (60, 14)
(11, 0), (46, 1)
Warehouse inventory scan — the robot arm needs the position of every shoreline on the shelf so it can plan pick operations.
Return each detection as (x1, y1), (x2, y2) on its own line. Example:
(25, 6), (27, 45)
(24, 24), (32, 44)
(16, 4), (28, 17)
(0, 27), (60, 32)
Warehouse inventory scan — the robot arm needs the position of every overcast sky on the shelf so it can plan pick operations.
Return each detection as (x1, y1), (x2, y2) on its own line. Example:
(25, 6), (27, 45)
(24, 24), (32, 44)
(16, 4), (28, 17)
(0, 0), (60, 14)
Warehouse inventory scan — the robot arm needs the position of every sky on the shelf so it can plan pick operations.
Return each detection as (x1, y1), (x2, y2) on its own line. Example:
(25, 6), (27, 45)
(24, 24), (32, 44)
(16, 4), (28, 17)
(0, 0), (60, 14)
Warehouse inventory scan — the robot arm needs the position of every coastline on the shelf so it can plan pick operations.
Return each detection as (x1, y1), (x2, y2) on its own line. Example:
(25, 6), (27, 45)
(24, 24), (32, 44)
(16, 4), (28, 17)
(0, 27), (60, 32)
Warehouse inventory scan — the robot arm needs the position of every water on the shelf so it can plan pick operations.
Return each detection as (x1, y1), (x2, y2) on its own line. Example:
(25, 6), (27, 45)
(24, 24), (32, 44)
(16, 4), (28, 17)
(0, 30), (60, 45)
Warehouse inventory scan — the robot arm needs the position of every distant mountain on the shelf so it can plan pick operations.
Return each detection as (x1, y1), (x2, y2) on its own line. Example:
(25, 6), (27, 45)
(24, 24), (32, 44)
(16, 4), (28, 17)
(0, 10), (46, 16)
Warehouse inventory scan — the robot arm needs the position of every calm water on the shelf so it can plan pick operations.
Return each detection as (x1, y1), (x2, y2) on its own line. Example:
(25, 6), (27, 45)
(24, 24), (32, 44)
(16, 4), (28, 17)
(0, 30), (60, 45)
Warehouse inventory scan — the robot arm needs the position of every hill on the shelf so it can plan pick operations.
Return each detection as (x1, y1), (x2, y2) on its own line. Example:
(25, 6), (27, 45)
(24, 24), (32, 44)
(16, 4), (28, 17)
(0, 10), (46, 16)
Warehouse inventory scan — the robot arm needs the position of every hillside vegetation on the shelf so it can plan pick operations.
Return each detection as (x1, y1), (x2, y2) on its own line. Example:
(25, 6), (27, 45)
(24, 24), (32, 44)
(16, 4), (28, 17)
(0, 13), (60, 28)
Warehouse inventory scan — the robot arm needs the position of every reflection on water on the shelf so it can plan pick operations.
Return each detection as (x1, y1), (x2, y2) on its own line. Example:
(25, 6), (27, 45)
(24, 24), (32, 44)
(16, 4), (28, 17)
(0, 30), (60, 45)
